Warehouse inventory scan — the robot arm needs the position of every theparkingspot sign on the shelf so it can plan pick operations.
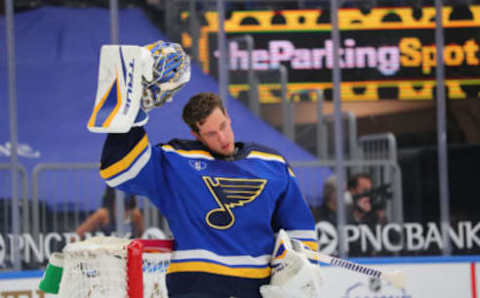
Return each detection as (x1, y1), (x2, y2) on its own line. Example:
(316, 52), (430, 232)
(189, 5), (480, 101)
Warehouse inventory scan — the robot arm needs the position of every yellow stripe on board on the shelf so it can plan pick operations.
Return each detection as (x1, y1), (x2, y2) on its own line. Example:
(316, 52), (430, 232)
(100, 135), (149, 179)
(167, 261), (271, 279)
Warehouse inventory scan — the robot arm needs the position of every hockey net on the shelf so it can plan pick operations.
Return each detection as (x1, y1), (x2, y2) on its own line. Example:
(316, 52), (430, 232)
(58, 236), (174, 298)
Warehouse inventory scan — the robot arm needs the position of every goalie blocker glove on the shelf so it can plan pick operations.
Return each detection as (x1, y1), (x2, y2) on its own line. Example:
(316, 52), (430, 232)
(87, 41), (190, 133)
(260, 230), (324, 298)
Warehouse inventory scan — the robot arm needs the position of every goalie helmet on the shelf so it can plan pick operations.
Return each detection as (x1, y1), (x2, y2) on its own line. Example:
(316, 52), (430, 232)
(141, 41), (191, 112)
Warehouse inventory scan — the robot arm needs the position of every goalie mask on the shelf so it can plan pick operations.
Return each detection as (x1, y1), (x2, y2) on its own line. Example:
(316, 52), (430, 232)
(142, 41), (191, 112)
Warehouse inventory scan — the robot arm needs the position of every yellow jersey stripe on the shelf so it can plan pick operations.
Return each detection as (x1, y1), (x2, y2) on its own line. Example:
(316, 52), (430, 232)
(100, 135), (149, 179)
(167, 261), (271, 279)
(288, 167), (296, 177)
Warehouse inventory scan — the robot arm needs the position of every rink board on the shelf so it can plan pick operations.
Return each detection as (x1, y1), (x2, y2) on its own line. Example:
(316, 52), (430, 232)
(0, 256), (479, 297)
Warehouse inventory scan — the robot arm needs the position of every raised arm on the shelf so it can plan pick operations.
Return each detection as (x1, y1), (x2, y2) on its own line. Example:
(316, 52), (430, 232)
(87, 41), (190, 211)
(75, 208), (108, 239)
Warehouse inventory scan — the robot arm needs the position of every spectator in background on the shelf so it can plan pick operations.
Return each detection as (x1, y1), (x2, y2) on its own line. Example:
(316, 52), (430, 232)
(347, 173), (398, 256)
(312, 175), (338, 224)
(312, 175), (353, 225)
(346, 173), (377, 225)
(346, 173), (376, 256)
(347, 173), (390, 225)
(75, 186), (145, 239)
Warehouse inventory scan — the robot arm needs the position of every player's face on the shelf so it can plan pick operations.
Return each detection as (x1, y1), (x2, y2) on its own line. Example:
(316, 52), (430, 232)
(193, 107), (235, 156)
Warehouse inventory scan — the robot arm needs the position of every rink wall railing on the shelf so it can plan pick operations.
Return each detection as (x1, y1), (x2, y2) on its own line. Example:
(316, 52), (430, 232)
(2, 255), (480, 298)
(0, 156), (403, 270)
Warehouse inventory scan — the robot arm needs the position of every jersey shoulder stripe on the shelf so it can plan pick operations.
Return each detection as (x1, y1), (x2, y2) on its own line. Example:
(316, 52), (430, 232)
(247, 150), (286, 163)
(244, 143), (286, 163)
(161, 144), (214, 160)
(157, 139), (214, 160)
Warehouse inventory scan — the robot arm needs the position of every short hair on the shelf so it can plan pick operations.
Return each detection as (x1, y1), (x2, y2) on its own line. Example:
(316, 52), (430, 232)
(182, 92), (225, 133)
(347, 173), (372, 190)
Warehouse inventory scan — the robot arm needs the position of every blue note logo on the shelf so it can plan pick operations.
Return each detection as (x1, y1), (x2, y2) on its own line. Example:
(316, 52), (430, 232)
(202, 176), (267, 229)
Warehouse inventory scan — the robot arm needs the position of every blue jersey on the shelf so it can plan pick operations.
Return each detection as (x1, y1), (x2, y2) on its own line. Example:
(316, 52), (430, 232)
(100, 127), (317, 298)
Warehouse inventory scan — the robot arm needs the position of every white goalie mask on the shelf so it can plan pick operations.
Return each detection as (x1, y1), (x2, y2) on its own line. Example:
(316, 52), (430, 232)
(141, 41), (191, 112)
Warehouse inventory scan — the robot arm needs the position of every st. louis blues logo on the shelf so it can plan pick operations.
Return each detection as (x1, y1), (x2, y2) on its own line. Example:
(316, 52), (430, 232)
(202, 176), (267, 229)
(189, 160), (207, 171)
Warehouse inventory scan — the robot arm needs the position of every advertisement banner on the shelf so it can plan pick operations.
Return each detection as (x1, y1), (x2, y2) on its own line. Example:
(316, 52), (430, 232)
(186, 5), (480, 102)
(315, 221), (480, 256)
(0, 261), (477, 298)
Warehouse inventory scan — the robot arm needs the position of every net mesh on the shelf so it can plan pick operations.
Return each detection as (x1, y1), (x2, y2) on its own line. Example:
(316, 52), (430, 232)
(142, 253), (170, 297)
(58, 237), (171, 298)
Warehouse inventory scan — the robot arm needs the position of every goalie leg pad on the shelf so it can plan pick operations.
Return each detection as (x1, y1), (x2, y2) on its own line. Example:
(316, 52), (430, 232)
(260, 230), (324, 298)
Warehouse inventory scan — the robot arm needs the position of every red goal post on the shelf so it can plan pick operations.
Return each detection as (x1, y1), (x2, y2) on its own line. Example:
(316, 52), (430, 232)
(57, 237), (174, 298)
(127, 239), (174, 297)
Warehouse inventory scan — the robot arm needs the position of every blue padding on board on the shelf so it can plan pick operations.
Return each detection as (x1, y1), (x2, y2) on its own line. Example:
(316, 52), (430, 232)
(2, 255), (480, 279)
(350, 255), (480, 265)
(0, 270), (44, 280)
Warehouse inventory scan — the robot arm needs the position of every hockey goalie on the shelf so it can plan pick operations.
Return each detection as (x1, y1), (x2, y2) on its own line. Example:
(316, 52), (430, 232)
(47, 39), (326, 297)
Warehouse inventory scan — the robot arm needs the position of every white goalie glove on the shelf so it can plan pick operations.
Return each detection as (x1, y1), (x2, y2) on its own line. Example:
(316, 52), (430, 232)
(87, 40), (190, 133)
(260, 230), (324, 298)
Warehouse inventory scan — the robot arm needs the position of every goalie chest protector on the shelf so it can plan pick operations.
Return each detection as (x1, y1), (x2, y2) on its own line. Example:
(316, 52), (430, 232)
(100, 127), (317, 297)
